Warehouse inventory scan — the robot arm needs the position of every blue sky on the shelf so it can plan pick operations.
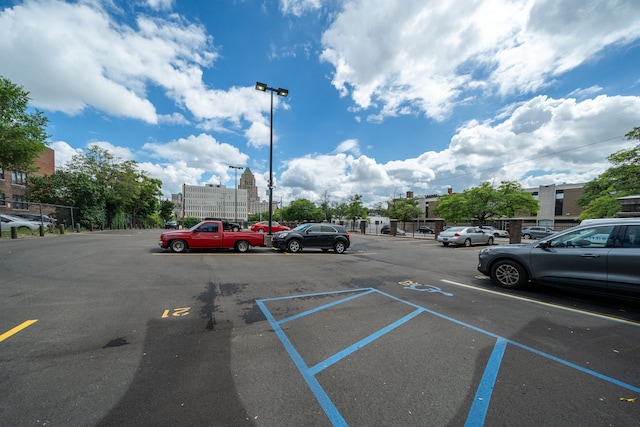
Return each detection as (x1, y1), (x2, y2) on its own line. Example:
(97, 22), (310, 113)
(1, 0), (640, 207)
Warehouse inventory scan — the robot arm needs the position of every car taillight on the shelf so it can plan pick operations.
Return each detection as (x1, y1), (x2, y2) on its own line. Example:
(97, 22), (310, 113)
(347, 234), (350, 239)
(454, 233), (461, 237)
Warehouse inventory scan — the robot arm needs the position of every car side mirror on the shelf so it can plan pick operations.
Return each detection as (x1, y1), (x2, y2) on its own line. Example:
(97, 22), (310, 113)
(536, 241), (549, 249)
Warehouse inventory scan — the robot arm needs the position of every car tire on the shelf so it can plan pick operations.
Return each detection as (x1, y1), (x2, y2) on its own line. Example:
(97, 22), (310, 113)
(235, 240), (250, 253)
(491, 260), (528, 289)
(258, 228), (265, 233)
(523, 233), (532, 239)
(170, 239), (187, 253)
(334, 241), (346, 254)
(487, 237), (494, 245)
(287, 239), (302, 253)
(464, 238), (472, 247)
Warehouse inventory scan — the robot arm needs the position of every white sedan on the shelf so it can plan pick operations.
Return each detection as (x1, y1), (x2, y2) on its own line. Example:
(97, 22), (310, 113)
(1, 214), (42, 231)
(480, 226), (509, 238)
(437, 226), (494, 247)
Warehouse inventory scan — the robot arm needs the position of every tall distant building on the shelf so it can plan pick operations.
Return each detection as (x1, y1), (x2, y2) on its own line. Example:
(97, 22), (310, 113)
(180, 183), (247, 221)
(239, 168), (259, 214)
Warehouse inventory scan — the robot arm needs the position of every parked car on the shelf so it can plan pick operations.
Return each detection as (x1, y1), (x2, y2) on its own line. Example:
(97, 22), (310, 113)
(250, 221), (290, 233)
(164, 220), (179, 229)
(17, 213), (55, 224)
(418, 226), (435, 234)
(380, 225), (405, 235)
(272, 223), (351, 254)
(1, 214), (42, 231)
(479, 226), (509, 238)
(436, 226), (494, 247)
(159, 220), (265, 253)
(521, 226), (555, 239)
(478, 219), (640, 300)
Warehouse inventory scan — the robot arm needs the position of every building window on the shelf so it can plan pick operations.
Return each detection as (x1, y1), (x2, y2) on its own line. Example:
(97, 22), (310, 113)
(0, 168), (4, 180)
(12, 195), (27, 210)
(0, 192), (5, 206)
(555, 190), (564, 216)
(12, 170), (27, 185)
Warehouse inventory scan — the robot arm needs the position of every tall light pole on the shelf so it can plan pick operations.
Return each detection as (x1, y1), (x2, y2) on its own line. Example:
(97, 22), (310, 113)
(229, 165), (243, 223)
(255, 81), (288, 235)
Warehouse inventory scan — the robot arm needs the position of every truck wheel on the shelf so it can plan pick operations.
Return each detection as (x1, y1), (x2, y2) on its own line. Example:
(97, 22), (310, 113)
(170, 239), (187, 253)
(491, 260), (528, 289)
(287, 239), (302, 253)
(334, 241), (346, 254)
(235, 240), (250, 253)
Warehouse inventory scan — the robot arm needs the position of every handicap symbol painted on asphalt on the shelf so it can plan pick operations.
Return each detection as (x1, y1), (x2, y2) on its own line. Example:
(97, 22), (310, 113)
(399, 281), (454, 296)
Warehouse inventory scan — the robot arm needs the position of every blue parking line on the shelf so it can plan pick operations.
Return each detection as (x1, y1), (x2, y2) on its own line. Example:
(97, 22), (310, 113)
(309, 308), (423, 375)
(280, 289), (376, 325)
(256, 298), (349, 426)
(257, 287), (640, 426)
(465, 337), (507, 427)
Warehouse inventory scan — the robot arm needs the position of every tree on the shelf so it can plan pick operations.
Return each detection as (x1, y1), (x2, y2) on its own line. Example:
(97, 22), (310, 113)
(577, 127), (640, 219)
(159, 200), (175, 221)
(389, 198), (420, 227)
(332, 202), (348, 221)
(27, 145), (163, 228)
(319, 199), (334, 222)
(434, 181), (538, 223)
(283, 199), (323, 222)
(0, 76), (49, 171)
(344, 194), (368, 227)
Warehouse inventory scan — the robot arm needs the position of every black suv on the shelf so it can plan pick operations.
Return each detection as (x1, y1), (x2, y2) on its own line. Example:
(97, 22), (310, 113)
(204, 217), (241, 231)
(271, 223), (351, 254)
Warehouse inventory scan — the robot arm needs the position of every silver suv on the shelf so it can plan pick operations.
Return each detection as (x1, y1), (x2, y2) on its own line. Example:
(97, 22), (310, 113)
(521, 226), (554, 239)
(478, 218), (640, 300)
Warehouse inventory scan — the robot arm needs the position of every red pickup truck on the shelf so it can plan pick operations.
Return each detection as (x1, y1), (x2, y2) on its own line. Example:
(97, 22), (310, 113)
(159, 220), (265, 253)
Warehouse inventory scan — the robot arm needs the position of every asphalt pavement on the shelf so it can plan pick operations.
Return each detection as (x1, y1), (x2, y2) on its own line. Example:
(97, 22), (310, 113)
(1, 229), (638, 426)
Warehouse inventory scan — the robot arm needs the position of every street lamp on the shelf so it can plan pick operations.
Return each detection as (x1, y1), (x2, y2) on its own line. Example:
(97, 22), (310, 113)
(229, 165), (244, 223)
(255, 81), (288, 235)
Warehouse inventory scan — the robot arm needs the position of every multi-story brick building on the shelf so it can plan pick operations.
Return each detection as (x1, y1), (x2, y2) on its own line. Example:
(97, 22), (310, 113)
(0, 147), (55, 215)
(400, 183), (587, 230)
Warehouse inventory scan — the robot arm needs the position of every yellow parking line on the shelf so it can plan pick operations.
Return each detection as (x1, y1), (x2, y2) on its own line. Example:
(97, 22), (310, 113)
(0, 320), (38, 342)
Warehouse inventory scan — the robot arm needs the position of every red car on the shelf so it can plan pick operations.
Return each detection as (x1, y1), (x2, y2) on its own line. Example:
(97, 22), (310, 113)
(250, 221), (290, 233)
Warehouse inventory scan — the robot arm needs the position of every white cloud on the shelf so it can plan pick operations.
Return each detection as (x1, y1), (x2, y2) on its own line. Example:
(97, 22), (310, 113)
(280, 0), (322, 17)
(320, 0), (640, 122)
(145, 0), (174, 11)
(275, 94), (640, 205)
(49, 141), (82, 169)
(142, 133), (249, 172)
(0, 0), (217, 124)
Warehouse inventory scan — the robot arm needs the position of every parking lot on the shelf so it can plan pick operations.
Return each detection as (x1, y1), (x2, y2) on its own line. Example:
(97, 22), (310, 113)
(1, 230), (639, 426)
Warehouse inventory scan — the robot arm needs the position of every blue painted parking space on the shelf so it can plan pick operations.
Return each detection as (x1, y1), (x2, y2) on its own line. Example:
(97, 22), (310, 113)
(257, 287), (640, 426)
